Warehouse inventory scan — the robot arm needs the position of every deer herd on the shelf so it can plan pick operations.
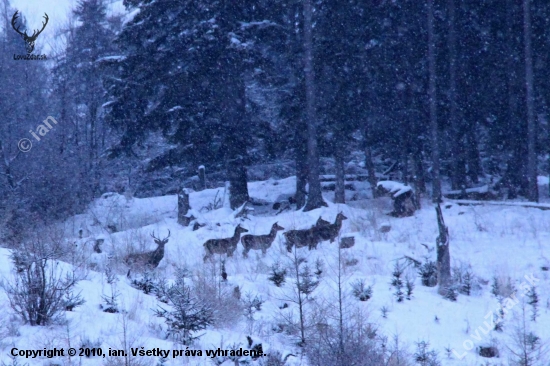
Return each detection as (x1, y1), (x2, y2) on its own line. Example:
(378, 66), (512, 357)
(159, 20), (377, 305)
(122, 212), (348, 270)
(202, 212), (348, 262)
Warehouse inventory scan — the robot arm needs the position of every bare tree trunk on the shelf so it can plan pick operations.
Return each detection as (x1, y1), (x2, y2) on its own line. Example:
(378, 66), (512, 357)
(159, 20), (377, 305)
(221, 61), (249, 210)
(505, 0), (524, 198)
(295, 124), (308, 209)
(428, 0), (441, 203)
(365, 145), (378, 199)
(334, 145), (345, 204)
(523, 0), (538, 202)
(435, 204), (451, 296)
(303, 0), (326, 211)
(448, 0), (466, 190)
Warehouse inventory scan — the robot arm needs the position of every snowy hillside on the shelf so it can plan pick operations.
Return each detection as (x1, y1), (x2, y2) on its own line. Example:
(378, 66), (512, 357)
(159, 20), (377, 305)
(0, 177), (548, 366)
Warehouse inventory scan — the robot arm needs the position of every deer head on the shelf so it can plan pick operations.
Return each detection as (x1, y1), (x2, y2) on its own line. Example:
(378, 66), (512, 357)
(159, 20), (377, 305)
(235, 224), (249, 235)
(11, 11), (49, 54)
(337, 212), (348, 221)
(150, 229), (170, 247)
(272, 222), (285, 231)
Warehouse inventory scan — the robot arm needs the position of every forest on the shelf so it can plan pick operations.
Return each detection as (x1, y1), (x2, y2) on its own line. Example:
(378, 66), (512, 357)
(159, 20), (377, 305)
(0, 0), (550, 365)
(1, 0), (550, 235)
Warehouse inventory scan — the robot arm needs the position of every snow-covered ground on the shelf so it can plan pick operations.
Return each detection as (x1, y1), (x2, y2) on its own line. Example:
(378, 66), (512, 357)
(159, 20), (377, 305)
(0, 176), (549, 365)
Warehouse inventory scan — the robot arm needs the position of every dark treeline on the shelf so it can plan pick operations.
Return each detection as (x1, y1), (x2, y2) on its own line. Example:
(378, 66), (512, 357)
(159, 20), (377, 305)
(1, 0), (550, 241)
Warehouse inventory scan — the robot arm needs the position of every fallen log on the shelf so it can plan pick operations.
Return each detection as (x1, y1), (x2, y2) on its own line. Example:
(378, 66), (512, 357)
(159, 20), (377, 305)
(449, 200), (550, 211)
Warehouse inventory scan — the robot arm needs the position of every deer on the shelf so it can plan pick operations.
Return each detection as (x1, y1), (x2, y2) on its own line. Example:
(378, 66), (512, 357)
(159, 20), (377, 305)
(308, 212), (348, 249)
(203, 224), (248, 262)
(12, 11), (49, 54)
(241, 222), (285, 258)
(316, 217), (331, 227)
(124, 230), (170, 270)
(285, 213), (348, 252)
(284, 216), (331, 252)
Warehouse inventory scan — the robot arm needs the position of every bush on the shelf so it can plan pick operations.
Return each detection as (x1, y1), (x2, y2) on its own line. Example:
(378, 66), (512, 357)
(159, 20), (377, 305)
(101, 266), (120, 313)
(268, 261), (287, 287)
(391, 262), (405, 302)
(155, 269), (213, 345)
(305, 320), (385, 366)
(131, 271), (156, 295)
(418, 259), (437, 287)
(3, 244), (81, 326)
(414, 341), (440, 366)
(452, 264), (479, 296)
(351, 279), (372, 302)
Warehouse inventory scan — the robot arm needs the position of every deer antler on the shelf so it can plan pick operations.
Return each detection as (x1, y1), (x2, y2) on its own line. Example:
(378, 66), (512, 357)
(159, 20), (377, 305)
(11, 12), (48, 41)
(150, 229), (171, 244)
(29, 13), (48, 40)
(11, 11), (25, 37)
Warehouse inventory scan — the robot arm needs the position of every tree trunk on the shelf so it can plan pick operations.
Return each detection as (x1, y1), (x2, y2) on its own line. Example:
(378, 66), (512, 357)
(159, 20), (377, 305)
(220, 54), (250, 210)
(428, 0), (441, 203)
(465, 128), (481, 184)
(302, 0), (326, 212)
(365, 145), (378, 199)
(448, 0), (466, 190)
(505, 0), (525, 198)
(523, 0), (538, 202)
(334, 144), (345, 204)
(227, 159), (249, 210)
(435, 204), (451, 296)
(295, 122), (308, 209)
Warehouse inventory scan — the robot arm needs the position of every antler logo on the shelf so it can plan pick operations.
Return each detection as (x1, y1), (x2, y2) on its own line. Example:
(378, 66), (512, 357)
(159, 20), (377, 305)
(11, 11), (49, 54)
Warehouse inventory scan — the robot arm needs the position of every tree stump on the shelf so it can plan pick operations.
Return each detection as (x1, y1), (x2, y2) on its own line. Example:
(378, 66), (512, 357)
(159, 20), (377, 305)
(177, 188), (194, 226)
(198, 165), (206, 191)
(376, 181), (418, 217)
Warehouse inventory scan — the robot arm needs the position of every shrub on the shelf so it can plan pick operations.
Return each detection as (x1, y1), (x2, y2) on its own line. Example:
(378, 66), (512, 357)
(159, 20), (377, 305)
(268, 261), (287, 287)
(351, 279), (372, 302)
(101, 266), (120, 313)
(418, 259), (437, 287)
(452, 264), (479, 296)
(131, 271), (156, 295)
(414, 341), (440, 366)
(155, 269), (213, 345)
(391, 262), (405, 302)
(3, 245), (80, 326)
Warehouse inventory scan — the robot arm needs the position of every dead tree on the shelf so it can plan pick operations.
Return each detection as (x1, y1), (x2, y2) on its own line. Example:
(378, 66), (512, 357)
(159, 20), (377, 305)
(435, 205), (451, 296)
(198, 165), (206, 191)
(177, 189), (194, 226)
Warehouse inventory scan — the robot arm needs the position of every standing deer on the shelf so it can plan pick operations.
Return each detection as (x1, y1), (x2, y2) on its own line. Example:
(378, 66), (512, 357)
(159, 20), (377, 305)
(203, 224), (248, 262)
(285, 213), (348, 252)
(284, 216), (331, 252)
(125, 230), (170, 270)
(316, 217), (331, 227)
(241, 222), (285, 258)
(11, 11), (48, 54)
(308, 212), (348, 249)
